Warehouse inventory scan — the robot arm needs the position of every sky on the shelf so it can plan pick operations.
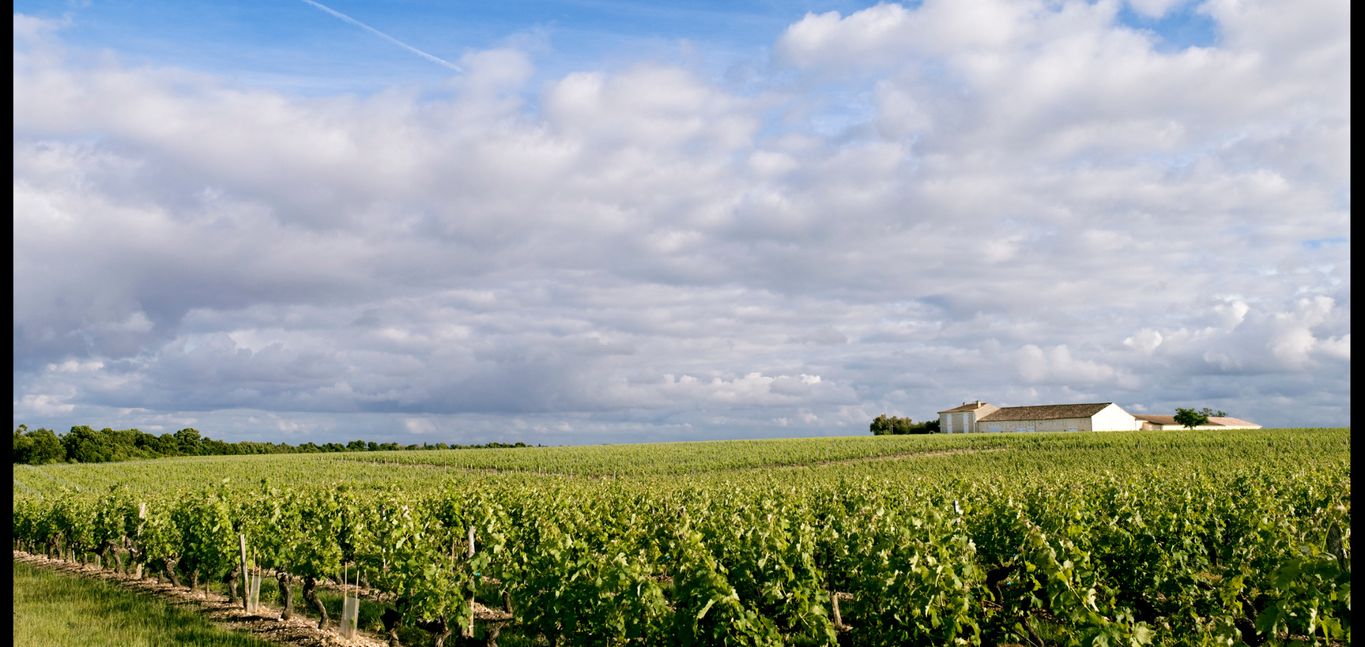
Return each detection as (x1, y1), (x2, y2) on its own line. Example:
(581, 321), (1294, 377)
(12, 0), (1350, 445)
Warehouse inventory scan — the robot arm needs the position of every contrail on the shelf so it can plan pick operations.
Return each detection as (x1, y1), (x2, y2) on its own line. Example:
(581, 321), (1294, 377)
(298, 0), (462, 73)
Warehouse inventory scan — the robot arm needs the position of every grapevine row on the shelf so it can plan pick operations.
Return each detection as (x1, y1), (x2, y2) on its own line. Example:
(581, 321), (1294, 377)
(12, 456), (1350, 646)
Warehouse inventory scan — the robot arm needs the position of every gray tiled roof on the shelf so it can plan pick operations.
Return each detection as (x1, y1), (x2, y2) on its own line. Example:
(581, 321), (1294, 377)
(1135, 414), (1260, 427)
(1133, 414), (1176, 424)
(978, 402), (1112, 422)
(937, 402), (988, 413)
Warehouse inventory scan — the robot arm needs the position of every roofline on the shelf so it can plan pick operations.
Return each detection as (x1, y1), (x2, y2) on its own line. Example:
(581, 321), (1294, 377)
(991, 402), (1114, 410)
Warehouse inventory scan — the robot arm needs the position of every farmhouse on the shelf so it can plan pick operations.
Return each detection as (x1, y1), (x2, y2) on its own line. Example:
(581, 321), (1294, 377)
(1132, 414), (1262, 430)
(937, 400), (1142, 433)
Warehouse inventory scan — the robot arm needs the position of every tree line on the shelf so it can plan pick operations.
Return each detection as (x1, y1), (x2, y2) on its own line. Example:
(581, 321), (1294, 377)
(11, 424), (533, 465)
(868, 414), (939, 435)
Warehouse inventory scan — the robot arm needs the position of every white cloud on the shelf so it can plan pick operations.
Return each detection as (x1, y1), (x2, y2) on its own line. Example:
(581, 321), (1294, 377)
(1214, 299), (1250, 330)
(18, 393), (76, 416)
(1123, 329), (1164, 355)
(9, 2), (1350, 440)
(1015, 344), (1136, 388)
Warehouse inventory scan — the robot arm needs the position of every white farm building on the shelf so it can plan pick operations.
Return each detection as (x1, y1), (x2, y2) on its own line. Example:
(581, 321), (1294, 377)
(937, 401), (1142, 433)
(1132, 414), (1262, 430)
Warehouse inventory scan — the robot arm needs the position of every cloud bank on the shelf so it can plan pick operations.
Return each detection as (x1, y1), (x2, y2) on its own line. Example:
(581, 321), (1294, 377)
(12, 0), (1350, 443)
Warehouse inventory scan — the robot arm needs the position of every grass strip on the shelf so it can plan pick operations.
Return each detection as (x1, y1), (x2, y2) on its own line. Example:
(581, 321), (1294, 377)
(13, 560), (274, 647)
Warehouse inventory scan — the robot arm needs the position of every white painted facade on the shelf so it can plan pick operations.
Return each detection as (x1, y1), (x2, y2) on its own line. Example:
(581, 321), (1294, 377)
(938, 401), (999, 434)
(1089, 403), (1143, 431)
(937, 401), (1141, 433)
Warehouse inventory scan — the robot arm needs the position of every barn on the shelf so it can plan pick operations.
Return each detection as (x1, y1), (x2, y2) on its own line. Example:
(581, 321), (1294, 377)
(937, 400), (1142, 433)
(1132, 414), (1263, 430)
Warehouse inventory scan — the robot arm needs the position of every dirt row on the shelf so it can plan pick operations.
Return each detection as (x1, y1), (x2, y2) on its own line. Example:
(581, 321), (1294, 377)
(764, 445), (1008, 470)
(13, 550), (387, 647)
(347, 446), (1007, 477)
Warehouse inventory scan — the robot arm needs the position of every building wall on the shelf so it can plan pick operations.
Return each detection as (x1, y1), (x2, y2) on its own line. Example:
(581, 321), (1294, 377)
(1034, 417), (1092, 432)
(1146, 422), (1261, 430)
(940, 403), (998, 433)
(1090, 404), (1141, 431)
(948, 411), (974, 433)
(946, 403), (1146, 433)
(976, 417), (1090, 432)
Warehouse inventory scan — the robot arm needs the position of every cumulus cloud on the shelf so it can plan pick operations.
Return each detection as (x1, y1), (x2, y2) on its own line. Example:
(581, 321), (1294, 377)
(1123, 329), (1163, 355)
(1014, 344), (1138, 389)
(11, 2), (1350, 441)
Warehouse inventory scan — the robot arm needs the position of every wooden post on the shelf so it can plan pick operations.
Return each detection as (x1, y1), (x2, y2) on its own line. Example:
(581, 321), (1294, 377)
(239, 534), (250, 610)
(467, 526), (477, 637)
(831, 592), (843, 629)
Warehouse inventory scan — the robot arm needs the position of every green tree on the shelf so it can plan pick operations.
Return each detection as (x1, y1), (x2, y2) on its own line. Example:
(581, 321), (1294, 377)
(24, 428), (66, 464)
(154, 433), (181, 456)
(1173, 408), (1210, 429)
(871, 415), (937, 435)
(14, 426), (34, 463)
(174, 428), (203, 455)
(1198, 407), (1228, 418)
(63, 425), (115, 463)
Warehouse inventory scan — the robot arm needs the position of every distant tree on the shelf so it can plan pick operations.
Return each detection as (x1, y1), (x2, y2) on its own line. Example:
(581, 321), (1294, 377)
(26, 428), (65, 464)
(201, 438), (231, 455)
(14, 427), (33, 463)
(175, 428), (204, 455)
(870, 414), (936, 435)
(1197, 407), (1228, 418)
(1173, 408), (1210, 430)
(14, 423), (538, 463)
(133, 430), (161, 453)
(155, 433), (181, 456)
(63, 425), (114, 463)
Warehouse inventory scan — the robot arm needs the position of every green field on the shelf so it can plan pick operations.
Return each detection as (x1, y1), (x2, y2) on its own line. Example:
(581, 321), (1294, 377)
(12, 428), (1352, 646)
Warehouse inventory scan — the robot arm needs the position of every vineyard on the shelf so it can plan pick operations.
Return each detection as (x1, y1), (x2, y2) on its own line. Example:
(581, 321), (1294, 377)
(11, 428), (1351, 646)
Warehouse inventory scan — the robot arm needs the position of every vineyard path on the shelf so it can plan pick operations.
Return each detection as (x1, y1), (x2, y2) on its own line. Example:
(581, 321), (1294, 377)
(13, 550), (387, 647)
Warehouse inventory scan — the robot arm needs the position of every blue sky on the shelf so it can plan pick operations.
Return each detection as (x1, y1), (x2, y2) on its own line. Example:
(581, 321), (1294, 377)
(13, 0), (1350, 444)
(16, 2), (821, 89)
(16, 1), (1218, 91)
